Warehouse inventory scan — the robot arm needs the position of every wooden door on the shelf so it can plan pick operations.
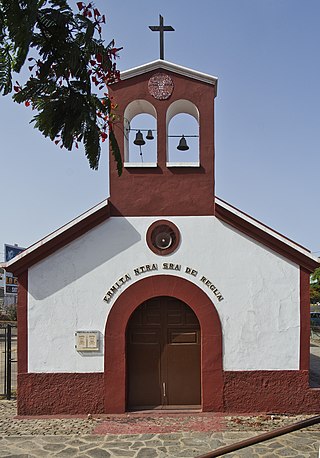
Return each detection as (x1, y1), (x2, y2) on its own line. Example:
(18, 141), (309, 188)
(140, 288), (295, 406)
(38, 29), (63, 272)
(126, 296), (201, 409)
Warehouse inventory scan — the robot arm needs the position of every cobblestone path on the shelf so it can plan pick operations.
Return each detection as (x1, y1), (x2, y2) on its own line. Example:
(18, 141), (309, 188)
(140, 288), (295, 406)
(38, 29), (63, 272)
(0, 430), (319, 457)
(0, 401), (319, 457)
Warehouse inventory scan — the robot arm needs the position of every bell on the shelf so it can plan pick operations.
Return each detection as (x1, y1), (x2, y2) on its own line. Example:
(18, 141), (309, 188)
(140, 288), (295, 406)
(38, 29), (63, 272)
(177, 135), (189, 151)
(133, 130), (145, 146)
(146, 129), (154, 140)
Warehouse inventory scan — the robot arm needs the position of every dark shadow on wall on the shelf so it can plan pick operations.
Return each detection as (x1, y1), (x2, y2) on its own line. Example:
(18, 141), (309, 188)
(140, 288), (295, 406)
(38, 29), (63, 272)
(28, 217), (141, 300)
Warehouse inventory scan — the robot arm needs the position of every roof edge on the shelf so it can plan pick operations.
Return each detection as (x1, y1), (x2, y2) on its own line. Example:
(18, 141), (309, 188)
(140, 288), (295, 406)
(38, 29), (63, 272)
(215, 197), (319, 271)
(1, 199), (110, 275)
(119, 59), (218, 94)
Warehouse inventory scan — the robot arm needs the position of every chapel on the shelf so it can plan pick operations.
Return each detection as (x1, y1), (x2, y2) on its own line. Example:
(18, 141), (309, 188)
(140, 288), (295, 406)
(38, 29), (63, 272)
(2, 21), (320, 415)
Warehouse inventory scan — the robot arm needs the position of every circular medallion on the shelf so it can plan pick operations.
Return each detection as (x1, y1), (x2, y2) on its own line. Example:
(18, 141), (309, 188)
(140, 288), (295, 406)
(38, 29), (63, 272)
(146, 220), (180, 256)
(148, 73), (174, 100)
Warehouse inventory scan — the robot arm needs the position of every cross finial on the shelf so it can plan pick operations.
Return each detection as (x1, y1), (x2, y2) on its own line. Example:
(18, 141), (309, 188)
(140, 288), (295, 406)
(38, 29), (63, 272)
(149, 15), (175, 60)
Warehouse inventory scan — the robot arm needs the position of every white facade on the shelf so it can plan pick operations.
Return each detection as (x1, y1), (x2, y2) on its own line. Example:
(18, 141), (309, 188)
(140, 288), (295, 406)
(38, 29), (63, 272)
(28, 215), (300, 373)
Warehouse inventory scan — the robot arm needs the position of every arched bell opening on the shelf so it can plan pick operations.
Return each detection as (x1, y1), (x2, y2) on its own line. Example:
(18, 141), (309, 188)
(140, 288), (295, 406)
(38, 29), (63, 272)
(124, 100), (157, 167)
(166, 100), (200, 167)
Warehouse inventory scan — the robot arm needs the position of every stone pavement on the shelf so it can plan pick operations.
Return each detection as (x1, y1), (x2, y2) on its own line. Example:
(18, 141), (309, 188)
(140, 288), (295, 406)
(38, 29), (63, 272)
(0, 430), (319, 457)
(0, 402), (319, 457)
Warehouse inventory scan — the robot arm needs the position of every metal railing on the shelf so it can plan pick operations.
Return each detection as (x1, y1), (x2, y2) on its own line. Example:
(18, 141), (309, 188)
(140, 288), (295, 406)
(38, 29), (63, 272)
(0, 322), (17, 399)
(195, 415), (320, 457)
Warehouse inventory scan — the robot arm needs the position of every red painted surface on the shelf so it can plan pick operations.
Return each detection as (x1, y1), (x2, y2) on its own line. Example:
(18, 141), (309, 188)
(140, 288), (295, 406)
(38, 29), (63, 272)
(17, 271), (28, 374)
(93, 412), (225, 434)
(146, 219), (180, 255)
(300, 268), (310, 371)
(104, 275), (223, 413)
(8, 62), (320, 418)
(17, 373), (104, 415)
(17, 370), (320, 415)
(108, 70), (216, 217)
(224, 370), (320, 414)
(17, 273), (320, 416)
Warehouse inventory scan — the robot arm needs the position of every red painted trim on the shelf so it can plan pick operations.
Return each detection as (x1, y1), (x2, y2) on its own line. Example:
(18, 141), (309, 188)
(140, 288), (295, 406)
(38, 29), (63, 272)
(17, 271), (28, 374)
(17, 370), (320, 415)
(217, 197), (309, 252)
(108, 70), (216, 217)
(104, 275), (223, 413)
(215, 202), (319, 272)
(224, 370), (320, 414)
(17, 373), (104, 415)
(146, 220), (180, 255)
(300, 268), (310, 370)
(7, 204), (110, 276)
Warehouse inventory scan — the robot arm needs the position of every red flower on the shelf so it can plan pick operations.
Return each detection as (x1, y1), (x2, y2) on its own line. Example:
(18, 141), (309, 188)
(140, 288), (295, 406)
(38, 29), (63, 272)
(109, 48), (122, 57)
(101, 132), (108, 142)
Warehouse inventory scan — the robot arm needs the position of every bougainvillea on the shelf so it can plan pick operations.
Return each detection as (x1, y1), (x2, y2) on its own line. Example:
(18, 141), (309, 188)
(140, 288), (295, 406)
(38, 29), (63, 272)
(0, 0), (122, 174)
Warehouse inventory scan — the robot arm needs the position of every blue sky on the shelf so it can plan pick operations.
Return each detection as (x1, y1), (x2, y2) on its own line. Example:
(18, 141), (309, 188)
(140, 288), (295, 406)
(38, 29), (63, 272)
(1, 0), (320, 260)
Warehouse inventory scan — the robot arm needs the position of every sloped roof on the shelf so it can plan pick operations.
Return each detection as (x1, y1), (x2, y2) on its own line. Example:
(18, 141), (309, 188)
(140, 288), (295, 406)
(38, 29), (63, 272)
(1, 200), (110, 276)
(215, 197), (319, 272)
(118, 59), (218, 95)
(1, 197), (318, 275)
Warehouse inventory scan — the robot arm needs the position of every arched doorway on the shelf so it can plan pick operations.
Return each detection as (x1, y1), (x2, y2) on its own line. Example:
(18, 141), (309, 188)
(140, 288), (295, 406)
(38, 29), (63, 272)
(127, 296), (201, 409)
(104, 275), (223, 413)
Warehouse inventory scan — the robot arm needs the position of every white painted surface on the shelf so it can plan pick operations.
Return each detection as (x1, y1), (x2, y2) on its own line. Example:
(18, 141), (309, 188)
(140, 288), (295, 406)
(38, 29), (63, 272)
(120, 59), (218, 89)
(166, 162), (200, 167)
(166, 100), (199, 122)
(28, 216), (300, 373)
(124, 162), (158, 168)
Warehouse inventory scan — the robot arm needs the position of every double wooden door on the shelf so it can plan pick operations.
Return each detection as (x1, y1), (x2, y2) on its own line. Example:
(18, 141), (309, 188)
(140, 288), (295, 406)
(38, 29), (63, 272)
(126, 296), (201, 409)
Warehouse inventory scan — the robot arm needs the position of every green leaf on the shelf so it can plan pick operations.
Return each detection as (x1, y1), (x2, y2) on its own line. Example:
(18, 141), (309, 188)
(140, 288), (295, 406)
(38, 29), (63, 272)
(84, 121), (100, 170)
(1, 0), (122, 172)
(110, 129), (122, 176)
(0, 44), (12, 95)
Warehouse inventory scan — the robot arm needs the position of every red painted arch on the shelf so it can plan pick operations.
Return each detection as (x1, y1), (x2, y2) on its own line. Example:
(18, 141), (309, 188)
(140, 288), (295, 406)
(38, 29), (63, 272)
(104, 275), (223, 413)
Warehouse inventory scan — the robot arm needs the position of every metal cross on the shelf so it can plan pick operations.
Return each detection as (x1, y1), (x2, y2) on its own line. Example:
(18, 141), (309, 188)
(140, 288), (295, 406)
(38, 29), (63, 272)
(149, 15), (174, 60)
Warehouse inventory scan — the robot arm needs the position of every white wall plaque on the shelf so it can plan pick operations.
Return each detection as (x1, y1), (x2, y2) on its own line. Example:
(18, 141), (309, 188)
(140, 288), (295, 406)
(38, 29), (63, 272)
(75, 331), (99, 352)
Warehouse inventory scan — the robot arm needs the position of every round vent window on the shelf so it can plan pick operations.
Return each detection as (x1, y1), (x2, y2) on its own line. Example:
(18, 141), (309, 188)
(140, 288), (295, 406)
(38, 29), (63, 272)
(146, 220), (180, 255)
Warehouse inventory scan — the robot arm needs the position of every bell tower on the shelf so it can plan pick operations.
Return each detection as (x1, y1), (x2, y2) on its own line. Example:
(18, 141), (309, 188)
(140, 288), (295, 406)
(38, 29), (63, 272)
(108, 59), (218, 216)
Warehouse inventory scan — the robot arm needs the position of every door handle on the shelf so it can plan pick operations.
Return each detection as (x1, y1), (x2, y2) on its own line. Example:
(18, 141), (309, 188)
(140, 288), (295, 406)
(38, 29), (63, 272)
(162, 382), (166, 397)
